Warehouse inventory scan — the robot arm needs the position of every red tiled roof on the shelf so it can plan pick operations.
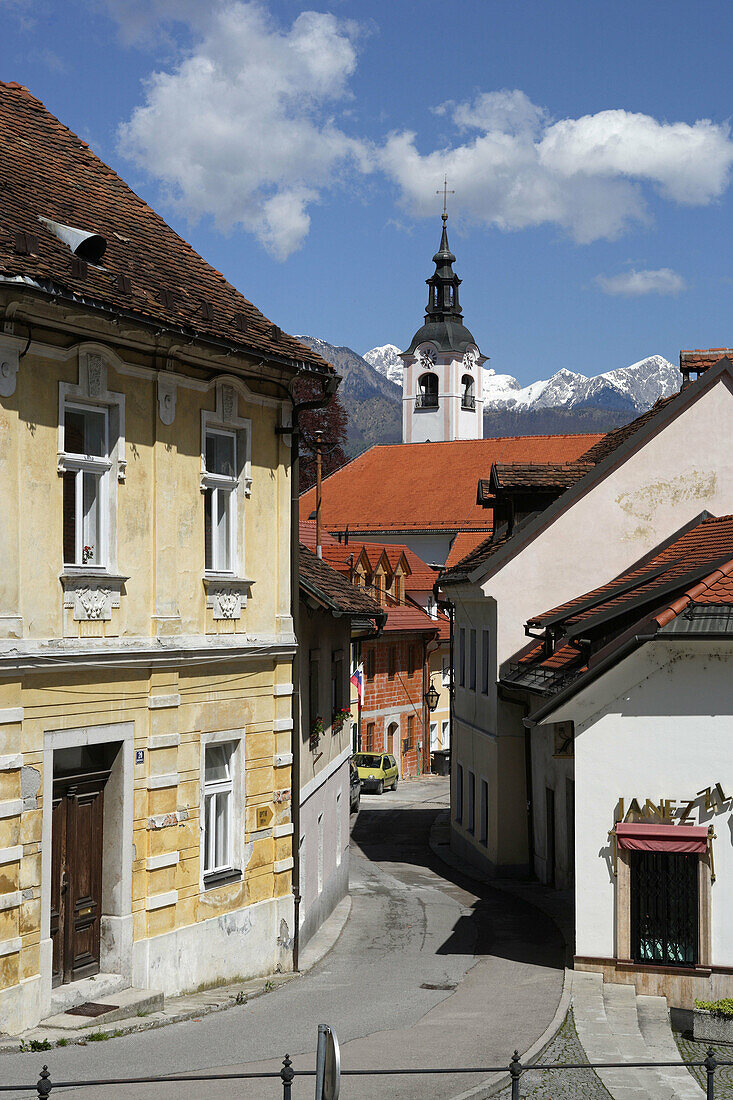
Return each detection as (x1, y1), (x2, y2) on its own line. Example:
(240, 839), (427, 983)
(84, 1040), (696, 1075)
(654, 559), (733, 627)
(0, 82), (330, 373)
(299, 435), (605, 534)
(299, 545), (384, 619)
(299, 520), (340, 551)
(532, 514), (733, 629)
(381, 604), (441, 634)
(445, 531), (492, 568)
(680, 348), (733, 374)
(502, 514), (733, 698)
(491, 462), (595, 491)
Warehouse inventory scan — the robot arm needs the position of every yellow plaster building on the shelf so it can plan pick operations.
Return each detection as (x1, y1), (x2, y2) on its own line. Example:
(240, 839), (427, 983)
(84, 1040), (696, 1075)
(0, 81), (334, 1032)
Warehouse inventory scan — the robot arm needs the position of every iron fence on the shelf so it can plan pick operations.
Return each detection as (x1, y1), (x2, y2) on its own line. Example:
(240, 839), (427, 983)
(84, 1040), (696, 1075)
(5, 1048), (733, 1098)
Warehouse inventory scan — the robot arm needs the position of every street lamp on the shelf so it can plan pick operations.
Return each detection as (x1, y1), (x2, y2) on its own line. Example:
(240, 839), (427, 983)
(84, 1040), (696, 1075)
(425, 681), (440, 713)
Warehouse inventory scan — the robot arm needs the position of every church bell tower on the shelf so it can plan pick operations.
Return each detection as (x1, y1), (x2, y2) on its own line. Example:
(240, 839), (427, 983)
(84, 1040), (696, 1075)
(400, 193), (486, 444)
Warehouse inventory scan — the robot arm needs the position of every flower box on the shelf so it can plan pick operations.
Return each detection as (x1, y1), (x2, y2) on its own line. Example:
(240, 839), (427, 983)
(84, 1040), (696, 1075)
(693, 1001), (733, 1045)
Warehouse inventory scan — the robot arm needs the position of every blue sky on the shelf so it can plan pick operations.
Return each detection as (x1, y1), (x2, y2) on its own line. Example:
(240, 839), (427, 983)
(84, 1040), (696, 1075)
(4, 0), (733, 383)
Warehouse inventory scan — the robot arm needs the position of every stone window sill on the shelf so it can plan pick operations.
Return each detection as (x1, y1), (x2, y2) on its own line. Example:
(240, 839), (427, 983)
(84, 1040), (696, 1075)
(203, 868), (242, 890)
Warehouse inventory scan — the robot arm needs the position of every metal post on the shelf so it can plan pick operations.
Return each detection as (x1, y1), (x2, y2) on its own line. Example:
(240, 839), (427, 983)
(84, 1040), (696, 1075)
(36, 1065), (52, 1098)
(509, 1050), (522, 1100)
(281, 1053), (294, 1099)
(705, 1047), (717, 1100)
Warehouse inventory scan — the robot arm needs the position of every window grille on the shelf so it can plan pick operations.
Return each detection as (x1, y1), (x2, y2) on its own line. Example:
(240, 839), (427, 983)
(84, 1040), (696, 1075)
(630, 851), (698, 967)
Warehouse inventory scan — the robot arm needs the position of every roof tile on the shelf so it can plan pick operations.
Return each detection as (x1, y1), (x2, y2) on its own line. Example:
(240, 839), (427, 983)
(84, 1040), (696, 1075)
(0, 82), (331, 373)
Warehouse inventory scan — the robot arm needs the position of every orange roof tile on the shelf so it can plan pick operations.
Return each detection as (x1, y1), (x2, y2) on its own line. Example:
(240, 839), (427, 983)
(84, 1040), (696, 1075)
(299, 435), (605, 534)
(503, 514), (733, 697)
(445, 531), (494, 569)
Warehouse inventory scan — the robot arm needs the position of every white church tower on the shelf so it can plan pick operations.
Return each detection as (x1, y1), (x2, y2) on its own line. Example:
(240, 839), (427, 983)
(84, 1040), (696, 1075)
(401, 204), (486, 444)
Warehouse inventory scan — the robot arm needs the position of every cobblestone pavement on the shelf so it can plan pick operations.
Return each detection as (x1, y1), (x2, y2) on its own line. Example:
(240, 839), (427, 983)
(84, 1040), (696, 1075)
(494, 1010), (611, 1100)
(675, 1030), (733, 1097)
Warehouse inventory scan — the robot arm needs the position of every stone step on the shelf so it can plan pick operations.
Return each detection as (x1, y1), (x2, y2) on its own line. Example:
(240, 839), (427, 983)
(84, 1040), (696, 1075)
(42, 986), (164, 1031)
(572, 976), (691, 1095)
(636, 996), (704, 1099)
(49, 971), (129, 1017)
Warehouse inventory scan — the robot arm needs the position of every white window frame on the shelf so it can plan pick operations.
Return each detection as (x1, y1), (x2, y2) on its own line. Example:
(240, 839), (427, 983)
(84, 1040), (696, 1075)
(203, 426), (238, 574)
(199, 728), (245, 890)
(429, 721), (439, 751)
(442, 655), (450, 688)
(61, 402), (112, 569)
(203, 742), (234, 876)
(58, 349), (126, 575)
(201, 383), (252, 583)
(441, 719), (450, 750)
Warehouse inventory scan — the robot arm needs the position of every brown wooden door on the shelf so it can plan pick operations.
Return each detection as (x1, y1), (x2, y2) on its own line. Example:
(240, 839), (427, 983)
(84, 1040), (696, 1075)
(51, 779), (105, 986)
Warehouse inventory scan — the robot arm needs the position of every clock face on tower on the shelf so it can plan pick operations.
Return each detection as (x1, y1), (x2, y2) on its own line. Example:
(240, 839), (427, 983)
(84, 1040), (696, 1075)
(417, 345), (437, 368)
(462, 347), (477, 370)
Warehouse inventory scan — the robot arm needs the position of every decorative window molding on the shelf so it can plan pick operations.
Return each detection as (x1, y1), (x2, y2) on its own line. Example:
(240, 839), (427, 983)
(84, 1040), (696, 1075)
(203, 574), (254, 621)
(58, 351), (126, 482)
(60, 571), (128, 621)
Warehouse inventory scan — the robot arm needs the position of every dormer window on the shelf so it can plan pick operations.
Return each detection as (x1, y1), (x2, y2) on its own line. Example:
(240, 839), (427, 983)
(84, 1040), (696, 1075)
(417, 372), (439, 409)
(461, 374), (475, 410)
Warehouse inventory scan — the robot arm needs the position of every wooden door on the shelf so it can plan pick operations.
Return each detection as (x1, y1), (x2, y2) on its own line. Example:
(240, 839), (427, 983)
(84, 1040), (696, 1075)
(51, 779), (105, 986)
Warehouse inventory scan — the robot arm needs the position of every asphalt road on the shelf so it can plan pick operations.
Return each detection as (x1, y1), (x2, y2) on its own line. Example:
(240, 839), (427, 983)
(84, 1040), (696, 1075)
(3, 776), (565, 1099)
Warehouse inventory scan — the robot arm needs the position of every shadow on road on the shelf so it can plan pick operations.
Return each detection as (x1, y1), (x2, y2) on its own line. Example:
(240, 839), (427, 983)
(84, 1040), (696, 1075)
(353, 802), (565, 971)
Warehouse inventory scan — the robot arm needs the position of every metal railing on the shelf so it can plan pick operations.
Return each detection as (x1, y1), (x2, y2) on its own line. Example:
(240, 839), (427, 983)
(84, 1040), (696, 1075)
(415, 392), (439, 408)
(461, 395), (476, 410)
(7, 1048), (733, 1098)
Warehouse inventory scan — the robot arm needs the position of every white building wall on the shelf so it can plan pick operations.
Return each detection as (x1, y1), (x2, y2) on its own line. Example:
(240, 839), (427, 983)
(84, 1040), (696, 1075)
(486, 382), (733, 663)
(448, 374), (733, 874)
(558, 644), (733, 969)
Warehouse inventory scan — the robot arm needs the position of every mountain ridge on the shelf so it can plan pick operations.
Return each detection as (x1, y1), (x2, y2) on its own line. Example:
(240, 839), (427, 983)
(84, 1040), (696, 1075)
(299, 335), (681, 454)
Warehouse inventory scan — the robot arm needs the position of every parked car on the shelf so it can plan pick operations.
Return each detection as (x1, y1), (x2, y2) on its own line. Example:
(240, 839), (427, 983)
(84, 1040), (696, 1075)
(353, 752), (398, 794)
(349, 760), (361, 814)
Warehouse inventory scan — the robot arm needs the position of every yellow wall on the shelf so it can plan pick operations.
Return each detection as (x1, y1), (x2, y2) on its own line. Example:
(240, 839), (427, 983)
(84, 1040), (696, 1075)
(0, 316), (297, 1023)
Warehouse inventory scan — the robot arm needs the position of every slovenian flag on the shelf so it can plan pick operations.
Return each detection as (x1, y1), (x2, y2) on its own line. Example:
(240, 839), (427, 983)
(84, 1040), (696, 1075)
(350, 664), (364, 706)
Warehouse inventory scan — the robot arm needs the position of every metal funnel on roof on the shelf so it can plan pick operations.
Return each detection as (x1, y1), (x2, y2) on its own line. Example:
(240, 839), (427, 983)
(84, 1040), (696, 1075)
(38, 216), (107, 263)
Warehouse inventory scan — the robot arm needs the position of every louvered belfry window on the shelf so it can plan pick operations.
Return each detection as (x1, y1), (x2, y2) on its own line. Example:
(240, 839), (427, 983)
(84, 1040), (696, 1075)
(630, 851), (698, 967)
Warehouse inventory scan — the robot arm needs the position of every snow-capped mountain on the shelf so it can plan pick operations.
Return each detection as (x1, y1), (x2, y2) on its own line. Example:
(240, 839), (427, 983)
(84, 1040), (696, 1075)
(364, 343), (678, 415)
(363, 344), (403, 385)
(482, 355), (678, 414)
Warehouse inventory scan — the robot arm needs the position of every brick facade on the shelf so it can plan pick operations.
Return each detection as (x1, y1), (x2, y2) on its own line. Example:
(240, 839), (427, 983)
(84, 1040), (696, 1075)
(360, 633), (432, 777)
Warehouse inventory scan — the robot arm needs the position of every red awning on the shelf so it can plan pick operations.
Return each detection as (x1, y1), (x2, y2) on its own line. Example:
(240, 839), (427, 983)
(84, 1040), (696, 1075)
(616, 823), (708, 854)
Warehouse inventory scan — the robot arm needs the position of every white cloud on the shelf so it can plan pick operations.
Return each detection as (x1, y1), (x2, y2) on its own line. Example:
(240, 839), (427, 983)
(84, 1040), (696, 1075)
(595, 268), (687, 296)
(117, 2), (366, 259)
(380, 91), (733, 244)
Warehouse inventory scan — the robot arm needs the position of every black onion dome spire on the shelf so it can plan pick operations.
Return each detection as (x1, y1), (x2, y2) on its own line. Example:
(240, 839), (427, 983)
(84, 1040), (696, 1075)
(404, 212), (479, 356)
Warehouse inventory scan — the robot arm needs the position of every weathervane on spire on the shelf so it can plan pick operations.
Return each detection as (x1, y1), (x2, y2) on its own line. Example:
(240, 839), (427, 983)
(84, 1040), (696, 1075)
(437, 176), (455, 224)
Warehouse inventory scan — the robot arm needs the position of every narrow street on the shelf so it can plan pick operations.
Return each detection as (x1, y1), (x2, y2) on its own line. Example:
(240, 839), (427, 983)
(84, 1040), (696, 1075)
(2, 778), (565, 1099)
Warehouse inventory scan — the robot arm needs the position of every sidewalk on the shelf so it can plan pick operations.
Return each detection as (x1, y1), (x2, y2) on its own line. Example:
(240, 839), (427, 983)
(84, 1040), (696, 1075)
(0, 897), (352, 1054)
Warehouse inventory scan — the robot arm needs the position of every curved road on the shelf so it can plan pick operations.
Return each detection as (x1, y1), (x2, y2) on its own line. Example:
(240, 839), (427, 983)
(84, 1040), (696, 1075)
(4, 777), (564, 1099)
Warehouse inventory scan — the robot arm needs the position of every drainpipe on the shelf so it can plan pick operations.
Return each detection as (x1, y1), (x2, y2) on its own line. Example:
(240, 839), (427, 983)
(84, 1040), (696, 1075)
(315, 429), (323, 558)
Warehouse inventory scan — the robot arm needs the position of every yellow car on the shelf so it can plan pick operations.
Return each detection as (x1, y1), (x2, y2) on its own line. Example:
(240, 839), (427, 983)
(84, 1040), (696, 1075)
(353, 752), (398, 794)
